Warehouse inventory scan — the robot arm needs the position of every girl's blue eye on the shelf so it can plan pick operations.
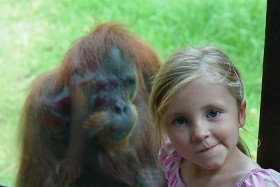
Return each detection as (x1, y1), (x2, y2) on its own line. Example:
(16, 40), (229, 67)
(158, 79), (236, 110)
(207, 110), (221, 118)
(174, 118), (187, 126)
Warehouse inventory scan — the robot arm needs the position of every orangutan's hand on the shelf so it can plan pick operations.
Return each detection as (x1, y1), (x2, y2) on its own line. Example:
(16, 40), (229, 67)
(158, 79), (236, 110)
(56, 157), (82, 183)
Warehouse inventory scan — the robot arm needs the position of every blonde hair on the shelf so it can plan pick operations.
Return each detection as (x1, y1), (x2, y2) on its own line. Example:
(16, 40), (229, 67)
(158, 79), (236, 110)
(149, 46), (250, 161)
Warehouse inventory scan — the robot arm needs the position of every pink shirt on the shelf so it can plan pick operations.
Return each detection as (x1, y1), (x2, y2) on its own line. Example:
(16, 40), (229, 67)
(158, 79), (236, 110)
(159, 148), (280, 187)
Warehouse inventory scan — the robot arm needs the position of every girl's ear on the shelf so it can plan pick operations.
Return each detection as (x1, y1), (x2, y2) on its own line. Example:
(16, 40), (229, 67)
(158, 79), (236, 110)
(239, 100), (246, 128)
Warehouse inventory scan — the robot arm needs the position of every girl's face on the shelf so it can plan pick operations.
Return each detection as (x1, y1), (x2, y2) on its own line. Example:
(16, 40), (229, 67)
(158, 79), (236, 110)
(165, 79), (246, 170)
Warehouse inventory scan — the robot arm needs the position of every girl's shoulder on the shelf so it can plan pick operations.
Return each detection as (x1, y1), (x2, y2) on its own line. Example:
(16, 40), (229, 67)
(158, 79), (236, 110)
(235, 168), (280, 187)
(159, 146), (186, 187)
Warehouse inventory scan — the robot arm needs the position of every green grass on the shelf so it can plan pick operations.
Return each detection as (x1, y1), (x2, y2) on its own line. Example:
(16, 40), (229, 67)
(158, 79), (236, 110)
(0, 0), (266, 186)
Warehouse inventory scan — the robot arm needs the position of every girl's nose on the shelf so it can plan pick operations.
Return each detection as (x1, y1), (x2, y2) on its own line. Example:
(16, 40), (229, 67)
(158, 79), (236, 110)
(191, 121), (210, 142)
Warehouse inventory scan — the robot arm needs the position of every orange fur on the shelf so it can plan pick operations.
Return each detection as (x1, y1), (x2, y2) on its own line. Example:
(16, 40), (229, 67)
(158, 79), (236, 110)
(16, 22), (165, 187)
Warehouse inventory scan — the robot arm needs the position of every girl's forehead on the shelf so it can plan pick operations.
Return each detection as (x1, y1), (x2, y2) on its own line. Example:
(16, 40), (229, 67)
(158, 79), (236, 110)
(168, 79), (235, 107)
(178, 79), (220, 95)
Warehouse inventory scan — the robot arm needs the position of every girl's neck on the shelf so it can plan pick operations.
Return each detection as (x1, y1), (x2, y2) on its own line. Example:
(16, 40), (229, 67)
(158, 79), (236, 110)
(180, 147), (260, 187)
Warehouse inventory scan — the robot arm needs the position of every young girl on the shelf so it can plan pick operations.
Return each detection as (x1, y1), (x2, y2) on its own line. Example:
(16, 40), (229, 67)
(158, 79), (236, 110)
(149, 46), (280, 187)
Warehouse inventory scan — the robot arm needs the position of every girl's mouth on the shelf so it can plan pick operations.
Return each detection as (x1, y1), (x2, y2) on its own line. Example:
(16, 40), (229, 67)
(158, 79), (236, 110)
(199, 143), (218, 153)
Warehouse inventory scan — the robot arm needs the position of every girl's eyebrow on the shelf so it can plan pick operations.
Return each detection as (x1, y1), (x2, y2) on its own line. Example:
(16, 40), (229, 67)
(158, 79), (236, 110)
(166, 111), (182, 120)
(201, 102), (227, 111)
(166, 111), (188, 124)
